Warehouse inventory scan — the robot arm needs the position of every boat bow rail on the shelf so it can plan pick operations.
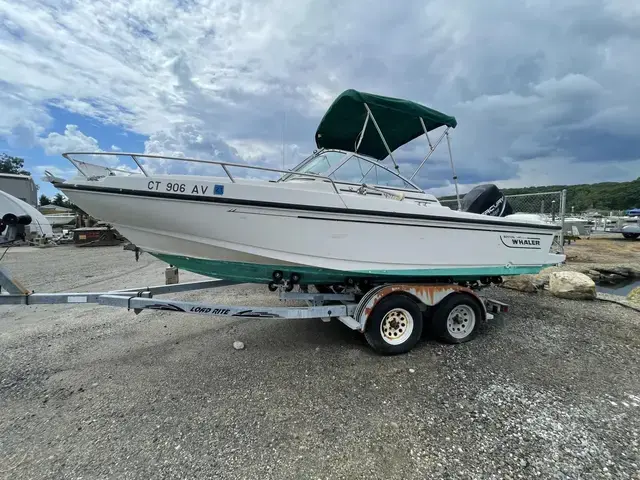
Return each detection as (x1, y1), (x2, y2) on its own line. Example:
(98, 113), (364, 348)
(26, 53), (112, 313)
(54, 152), (344, 196)
(50, 149), (438, 208)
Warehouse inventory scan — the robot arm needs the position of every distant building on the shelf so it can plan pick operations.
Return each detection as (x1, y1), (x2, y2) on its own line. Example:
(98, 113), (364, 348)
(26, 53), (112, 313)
(0, 173), (38, 207)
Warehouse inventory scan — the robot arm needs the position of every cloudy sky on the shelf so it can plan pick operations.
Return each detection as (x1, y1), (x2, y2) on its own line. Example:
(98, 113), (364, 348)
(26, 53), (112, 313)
(1, 0), (639, 198)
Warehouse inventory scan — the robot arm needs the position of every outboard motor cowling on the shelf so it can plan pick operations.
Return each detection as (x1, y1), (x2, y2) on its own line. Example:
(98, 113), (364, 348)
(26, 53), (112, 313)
(2, 213), (32, 225)
(1, 213), (32, 243)
(460, 184), (513, 217)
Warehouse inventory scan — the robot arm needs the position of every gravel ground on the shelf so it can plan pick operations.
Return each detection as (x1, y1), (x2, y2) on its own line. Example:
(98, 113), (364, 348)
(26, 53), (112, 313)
(1, 246), (639, 479)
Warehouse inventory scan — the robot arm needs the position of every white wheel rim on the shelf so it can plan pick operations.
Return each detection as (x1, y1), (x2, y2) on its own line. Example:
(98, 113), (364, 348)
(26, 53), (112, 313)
(446, 304), (476, 339)
(380, 308), (414, 345)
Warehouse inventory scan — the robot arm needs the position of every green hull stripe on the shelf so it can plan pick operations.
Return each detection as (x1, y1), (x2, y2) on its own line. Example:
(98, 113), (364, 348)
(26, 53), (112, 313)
(153, 253), (551, 284)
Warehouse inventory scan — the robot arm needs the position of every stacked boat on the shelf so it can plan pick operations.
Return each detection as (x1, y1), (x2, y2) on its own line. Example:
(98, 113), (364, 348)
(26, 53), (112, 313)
(44, 89), (565, 289)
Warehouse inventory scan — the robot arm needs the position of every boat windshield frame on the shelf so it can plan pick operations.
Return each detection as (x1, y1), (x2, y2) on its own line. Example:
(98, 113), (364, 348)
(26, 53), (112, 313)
(278, 149), (423, 193)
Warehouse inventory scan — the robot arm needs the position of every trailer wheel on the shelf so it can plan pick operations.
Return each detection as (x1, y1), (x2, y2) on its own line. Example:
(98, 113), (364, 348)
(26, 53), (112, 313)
(622, 233), (639, 239)
(432, 293), (482, 344)
(364, 295), (423, 355)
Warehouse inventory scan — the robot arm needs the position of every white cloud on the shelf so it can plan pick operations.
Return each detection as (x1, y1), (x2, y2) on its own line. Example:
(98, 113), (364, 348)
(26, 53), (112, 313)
(0, 90), (51, 147)
(39, 124), (99, 155)
(38, 124), (138, 174)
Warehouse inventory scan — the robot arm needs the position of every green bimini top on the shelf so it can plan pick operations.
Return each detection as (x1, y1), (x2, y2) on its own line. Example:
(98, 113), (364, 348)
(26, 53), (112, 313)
(315, 89), (457, 160)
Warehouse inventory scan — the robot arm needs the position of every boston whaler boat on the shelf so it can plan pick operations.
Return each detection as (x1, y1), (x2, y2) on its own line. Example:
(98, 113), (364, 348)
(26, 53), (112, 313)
(44, 89), (565, 291)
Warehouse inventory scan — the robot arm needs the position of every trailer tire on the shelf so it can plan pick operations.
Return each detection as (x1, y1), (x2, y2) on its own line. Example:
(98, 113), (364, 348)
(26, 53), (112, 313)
(622, 233), (639, 239)
(364, 295), (423, 355)
(432, 293), (482, 344)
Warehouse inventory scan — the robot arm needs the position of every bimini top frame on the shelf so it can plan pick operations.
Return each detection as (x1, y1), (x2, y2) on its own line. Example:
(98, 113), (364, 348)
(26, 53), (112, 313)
(314, 89), (462, 209)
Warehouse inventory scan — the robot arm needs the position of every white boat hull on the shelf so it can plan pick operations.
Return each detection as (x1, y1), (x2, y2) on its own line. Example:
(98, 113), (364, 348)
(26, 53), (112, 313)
(56, 175), (564, 284)
(44, 213), (76, 226)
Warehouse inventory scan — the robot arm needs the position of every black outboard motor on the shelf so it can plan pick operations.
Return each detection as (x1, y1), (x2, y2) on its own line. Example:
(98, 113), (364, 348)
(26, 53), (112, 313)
(1, 213), (32, 243)
(460, 184), (513, 217)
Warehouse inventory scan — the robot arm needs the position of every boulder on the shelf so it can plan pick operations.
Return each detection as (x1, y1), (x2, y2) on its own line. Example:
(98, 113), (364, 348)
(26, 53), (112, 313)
(598, 274), (629, 286)
(595, 266), (635, 278)
(589, 265), (640, 279)
(628, 287), (640, 305)
(548, 271), (596, 300)
(501, 275), (538, 293)
(534, 268), (556, 286)
(531, 275), (548, 290)
(586, 270), (604, 282)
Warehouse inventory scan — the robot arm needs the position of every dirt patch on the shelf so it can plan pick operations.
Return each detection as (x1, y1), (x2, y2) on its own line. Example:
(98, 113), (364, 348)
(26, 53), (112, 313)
(564, 236), (640, 264)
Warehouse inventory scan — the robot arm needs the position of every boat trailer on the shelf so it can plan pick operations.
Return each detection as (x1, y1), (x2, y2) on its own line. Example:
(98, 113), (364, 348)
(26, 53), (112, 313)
(0, 266), (508, 355)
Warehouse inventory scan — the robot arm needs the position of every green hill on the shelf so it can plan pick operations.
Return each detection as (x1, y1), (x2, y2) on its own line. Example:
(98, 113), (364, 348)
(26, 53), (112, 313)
(439, 177), (640, 213)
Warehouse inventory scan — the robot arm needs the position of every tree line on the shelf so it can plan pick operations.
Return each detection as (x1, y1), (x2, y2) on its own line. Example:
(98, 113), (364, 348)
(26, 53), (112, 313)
(39, 193), (75, 209)
(0, 153), (30, 176)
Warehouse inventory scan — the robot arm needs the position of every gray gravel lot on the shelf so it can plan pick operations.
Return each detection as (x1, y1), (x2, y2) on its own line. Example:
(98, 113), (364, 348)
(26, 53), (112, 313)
(1, 246), (639, 479)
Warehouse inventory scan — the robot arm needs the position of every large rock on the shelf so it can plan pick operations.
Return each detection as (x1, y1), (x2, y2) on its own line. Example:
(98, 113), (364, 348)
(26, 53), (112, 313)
(548, 271), (596, 300)
(534, 268), (556, 286)
(588, 264), (640, 279)
(628, 287), (640, 305)
(595, 266), (637, 278)
(501, 275), (539, 293)
(586, 270), (605, 282)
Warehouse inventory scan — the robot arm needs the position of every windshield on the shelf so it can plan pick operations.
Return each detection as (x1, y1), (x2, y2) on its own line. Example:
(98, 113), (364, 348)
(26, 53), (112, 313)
(289, 151), (347, 177)
(282, 149), (420, 191)
(330, 155), (417, 190)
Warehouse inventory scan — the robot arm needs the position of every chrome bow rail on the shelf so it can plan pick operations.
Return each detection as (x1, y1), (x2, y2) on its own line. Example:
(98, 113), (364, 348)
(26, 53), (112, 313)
(60, 151), (344, 194)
